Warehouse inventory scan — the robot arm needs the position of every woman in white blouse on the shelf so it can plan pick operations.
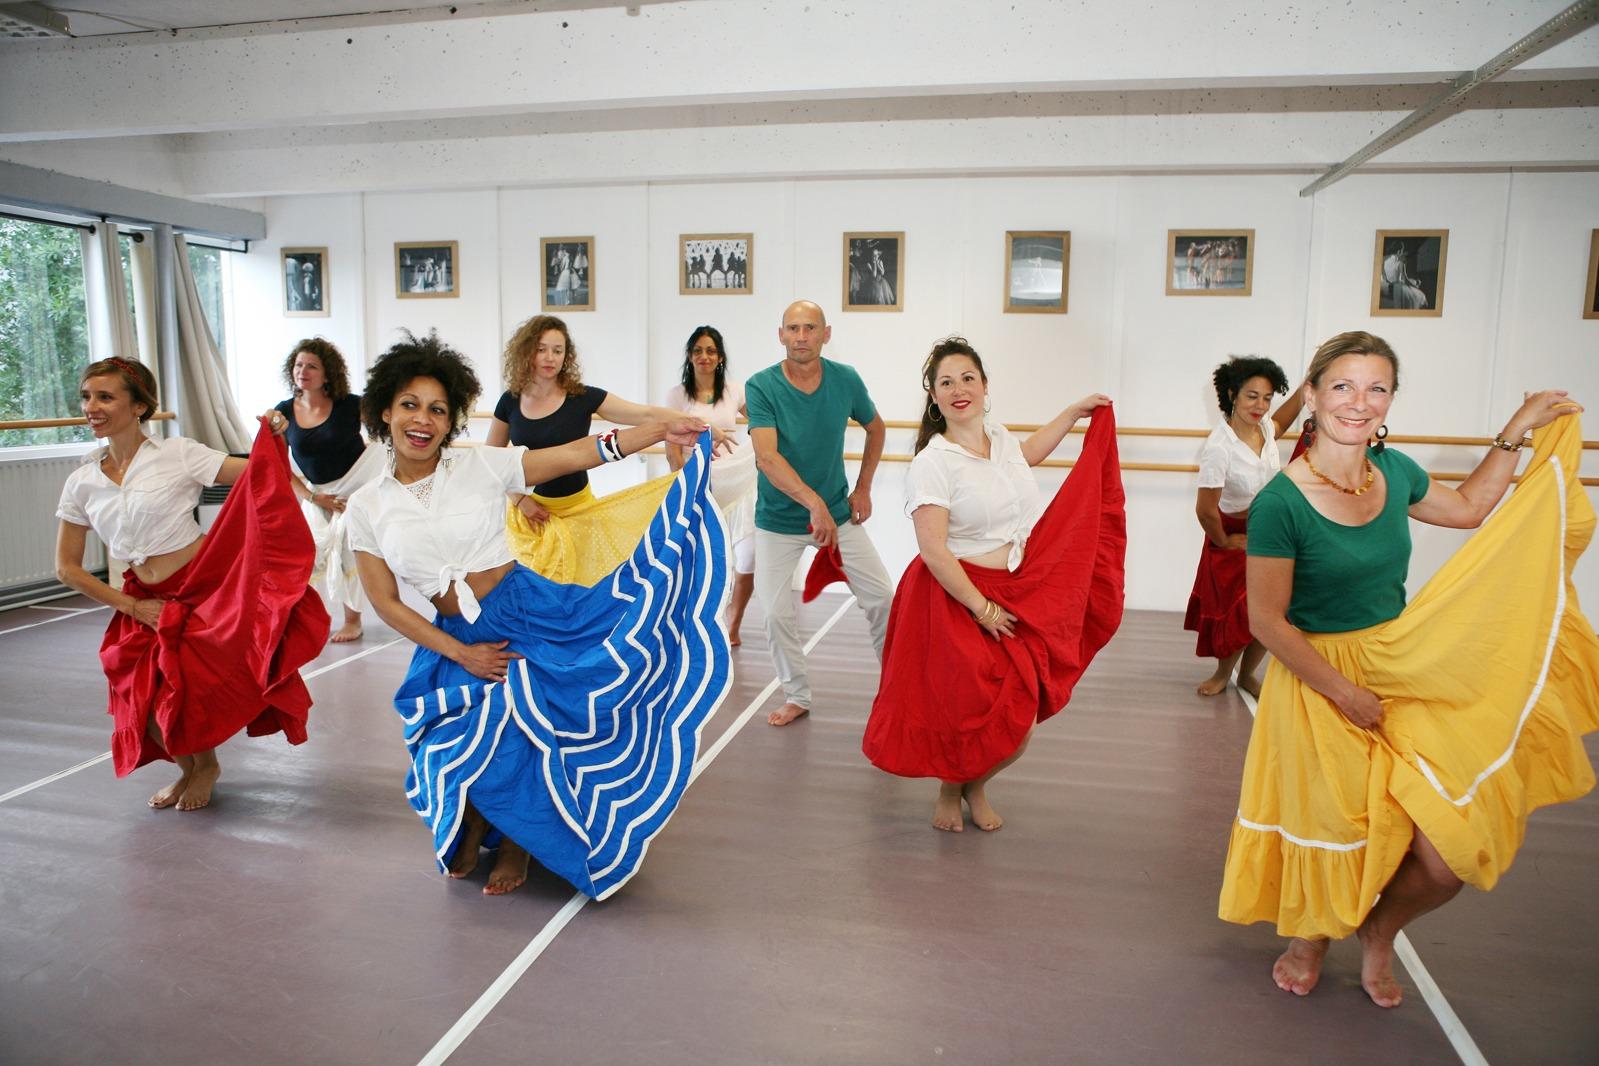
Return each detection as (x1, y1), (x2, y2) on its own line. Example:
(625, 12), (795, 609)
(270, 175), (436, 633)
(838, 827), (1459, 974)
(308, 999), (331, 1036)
(863, 337), (1117, 833)
(664, 325), (757, 644)
(55, 357), (326, 811)
(1184, 356), (1302, 697)
(346, 332), (725, 900)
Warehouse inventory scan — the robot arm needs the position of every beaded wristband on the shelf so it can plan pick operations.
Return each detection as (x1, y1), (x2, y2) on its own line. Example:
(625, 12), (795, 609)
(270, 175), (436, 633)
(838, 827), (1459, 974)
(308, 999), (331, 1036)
(1490, 433), (1526, 453)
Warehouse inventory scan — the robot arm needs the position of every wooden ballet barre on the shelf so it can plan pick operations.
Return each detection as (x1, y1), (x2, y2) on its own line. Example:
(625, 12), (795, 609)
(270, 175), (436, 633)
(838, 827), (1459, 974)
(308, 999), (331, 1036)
(0, 412), (176, 431)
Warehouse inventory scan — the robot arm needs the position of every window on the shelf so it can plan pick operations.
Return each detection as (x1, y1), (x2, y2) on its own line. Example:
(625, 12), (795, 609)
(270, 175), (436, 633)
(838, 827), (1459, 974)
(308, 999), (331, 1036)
(186, 242), (228, 359)
(0, 217), (92, 447)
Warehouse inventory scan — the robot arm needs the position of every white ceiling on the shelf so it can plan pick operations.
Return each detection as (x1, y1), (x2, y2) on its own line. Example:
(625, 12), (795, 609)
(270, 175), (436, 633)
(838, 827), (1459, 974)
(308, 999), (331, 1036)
(0, 0), (1595, 199)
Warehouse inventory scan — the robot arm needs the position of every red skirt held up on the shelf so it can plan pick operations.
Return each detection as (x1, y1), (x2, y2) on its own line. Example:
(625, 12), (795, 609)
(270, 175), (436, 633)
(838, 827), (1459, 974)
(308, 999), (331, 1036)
(98, 424), (330, 776)
(862, 405), (1126, 782)
(1183, 511), (1251, 659)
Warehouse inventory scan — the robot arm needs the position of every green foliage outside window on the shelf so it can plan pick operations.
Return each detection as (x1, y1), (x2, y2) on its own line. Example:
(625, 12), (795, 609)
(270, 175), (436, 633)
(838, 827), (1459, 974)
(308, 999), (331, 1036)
(0, 218), (92, 447)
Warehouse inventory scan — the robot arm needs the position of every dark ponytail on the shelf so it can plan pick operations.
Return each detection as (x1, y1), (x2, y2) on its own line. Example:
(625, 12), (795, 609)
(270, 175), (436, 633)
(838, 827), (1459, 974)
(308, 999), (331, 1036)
(913, 336), (986, 454)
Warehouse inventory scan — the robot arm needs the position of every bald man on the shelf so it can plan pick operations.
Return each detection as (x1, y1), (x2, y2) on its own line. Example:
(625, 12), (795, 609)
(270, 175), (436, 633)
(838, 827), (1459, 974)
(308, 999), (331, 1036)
(746, 300), (894, 726)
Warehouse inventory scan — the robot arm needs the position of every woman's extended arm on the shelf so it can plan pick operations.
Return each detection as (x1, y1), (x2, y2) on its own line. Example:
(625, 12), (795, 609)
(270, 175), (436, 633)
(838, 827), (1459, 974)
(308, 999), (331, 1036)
(1408, 390), (1579, 529)
(1020, 394), (1111, 467)
(518, 419), (705, 488)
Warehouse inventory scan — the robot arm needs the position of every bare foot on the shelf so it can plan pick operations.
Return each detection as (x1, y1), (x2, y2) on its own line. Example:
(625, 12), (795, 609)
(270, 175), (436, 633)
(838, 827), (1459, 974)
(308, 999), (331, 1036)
(483, 842), (530, 895)
(1197, 671), (1231, 697)
(448, 809), (489, 879)
(329, 621), (363, 644)
(1357, 926), (1404, 1008)
(1238, 672), (1262, 699)
(149, 773), (190, 809)
(962, 782), (1003, 831)
(767, 702), (809, 727)
(933, 782), (964, 832)
(1272, 937), (1330, 996)
(728, 630), (742, 647)
(176, 755), (220, 811)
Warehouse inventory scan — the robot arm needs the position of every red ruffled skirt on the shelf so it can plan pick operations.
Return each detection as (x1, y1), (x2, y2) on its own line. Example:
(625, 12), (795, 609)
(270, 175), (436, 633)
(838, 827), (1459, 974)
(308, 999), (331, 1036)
(98, 426), (330, 776)
(863, 406), (1126, 781)
(1183, 511), (1251, 659)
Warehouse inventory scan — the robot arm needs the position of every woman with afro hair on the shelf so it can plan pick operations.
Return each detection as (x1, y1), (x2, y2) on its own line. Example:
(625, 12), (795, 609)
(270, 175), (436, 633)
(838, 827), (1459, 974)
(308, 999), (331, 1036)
(1185, 355), (1303, 697)
(345, 331), (730, 899)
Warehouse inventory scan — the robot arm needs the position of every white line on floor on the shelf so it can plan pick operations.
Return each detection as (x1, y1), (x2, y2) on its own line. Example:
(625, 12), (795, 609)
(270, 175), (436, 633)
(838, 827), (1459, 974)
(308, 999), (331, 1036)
(0, 604), (108, 637)
(0, 634), (410, 807)
(416, 596), (859, 1066)
(1234, 683), (1489, 1066)
(31, 605), (90, 613)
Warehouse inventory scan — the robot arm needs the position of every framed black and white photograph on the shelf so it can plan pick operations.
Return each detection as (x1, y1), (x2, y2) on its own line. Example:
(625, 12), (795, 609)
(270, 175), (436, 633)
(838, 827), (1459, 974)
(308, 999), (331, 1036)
(844, 232), (903, 312)
(395, 240), (459, 299)
(1584, 230), (1599, 321)
(281, 246), (328, 317)
(1167, 230), (1253, 296)
(680, 233), (752, 295)
(1371, 230), (1447, 317)
(1004, 231), (1070, 314)
(541, 236), (594, 311)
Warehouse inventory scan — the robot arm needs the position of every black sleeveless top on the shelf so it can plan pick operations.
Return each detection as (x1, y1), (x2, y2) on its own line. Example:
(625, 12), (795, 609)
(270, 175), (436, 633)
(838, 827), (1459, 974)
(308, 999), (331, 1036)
(274, 394), (365, 485)
(493, 387), (608, 498)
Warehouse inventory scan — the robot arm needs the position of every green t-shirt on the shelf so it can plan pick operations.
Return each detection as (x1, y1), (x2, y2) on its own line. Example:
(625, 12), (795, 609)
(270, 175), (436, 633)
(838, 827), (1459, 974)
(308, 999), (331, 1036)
(745, 357), (878, 535)
(1246, 448), (1431, 633)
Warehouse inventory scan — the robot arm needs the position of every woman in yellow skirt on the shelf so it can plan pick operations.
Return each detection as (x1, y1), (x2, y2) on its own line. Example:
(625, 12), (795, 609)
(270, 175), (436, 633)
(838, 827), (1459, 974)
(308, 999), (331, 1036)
(486, 314), (725, 584)
(1219, 330), (1599, 1008)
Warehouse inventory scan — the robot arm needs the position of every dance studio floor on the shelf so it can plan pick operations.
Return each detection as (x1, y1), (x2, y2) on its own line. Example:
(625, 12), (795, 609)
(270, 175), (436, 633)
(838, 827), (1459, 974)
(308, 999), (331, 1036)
(1, 593), (1595, 1065)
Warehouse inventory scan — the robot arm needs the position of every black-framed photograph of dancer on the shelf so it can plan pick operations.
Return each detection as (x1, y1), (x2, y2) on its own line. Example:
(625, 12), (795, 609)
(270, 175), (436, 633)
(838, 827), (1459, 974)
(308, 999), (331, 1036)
(281, 246), (328, 317)
(844, 232), (904, 312)
(1371, 230), (1447, 317)
(1167, 230), (1253, 296)
(541, 236), (594, 311)
(680, 233), (752, 295)
(395, 241), (459, 299)
(1004, 231), (1070, 314)
(1584, 230), (1599, 320)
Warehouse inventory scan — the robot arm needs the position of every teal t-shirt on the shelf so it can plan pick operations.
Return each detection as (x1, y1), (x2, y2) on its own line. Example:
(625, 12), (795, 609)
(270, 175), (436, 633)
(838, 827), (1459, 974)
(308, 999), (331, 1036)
(745, 357), (878, 535)
(1246, 448), (1431, 633)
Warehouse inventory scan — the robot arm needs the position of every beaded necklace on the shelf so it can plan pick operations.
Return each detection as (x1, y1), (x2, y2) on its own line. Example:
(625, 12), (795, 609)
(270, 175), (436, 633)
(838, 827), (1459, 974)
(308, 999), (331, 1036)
(1303, 450), (1374, 496)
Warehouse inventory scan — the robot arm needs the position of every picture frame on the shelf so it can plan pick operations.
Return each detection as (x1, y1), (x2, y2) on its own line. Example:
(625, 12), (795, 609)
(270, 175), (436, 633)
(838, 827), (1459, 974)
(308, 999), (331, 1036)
(1166, 230), (1253, 296)
(1004, 231), (1070, 314)
(1371, 230), (1447, 317)
(843, 232), (904, 312)
(394, 240), (459, 299)
(541, 236), (594, 312)
(281, 246), (329, 317)
(1585, 229), (1599, 321)
(680, 233), (752, 295)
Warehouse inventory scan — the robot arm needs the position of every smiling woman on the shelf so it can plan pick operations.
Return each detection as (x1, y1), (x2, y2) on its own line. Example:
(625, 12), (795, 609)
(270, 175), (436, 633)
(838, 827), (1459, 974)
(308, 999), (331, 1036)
(342, 329), (729, 900)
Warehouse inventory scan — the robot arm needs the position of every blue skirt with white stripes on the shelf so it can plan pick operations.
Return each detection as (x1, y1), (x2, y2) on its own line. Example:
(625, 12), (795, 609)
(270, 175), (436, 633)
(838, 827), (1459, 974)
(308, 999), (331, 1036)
(392, 434), (731, 899)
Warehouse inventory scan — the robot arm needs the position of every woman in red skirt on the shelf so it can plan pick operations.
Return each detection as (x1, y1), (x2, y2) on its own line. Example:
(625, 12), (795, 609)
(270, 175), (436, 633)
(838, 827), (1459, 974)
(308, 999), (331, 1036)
(54, 357), (328, 810)
(863, 337), (1125, 831)
(1185, 357), (1302, 697)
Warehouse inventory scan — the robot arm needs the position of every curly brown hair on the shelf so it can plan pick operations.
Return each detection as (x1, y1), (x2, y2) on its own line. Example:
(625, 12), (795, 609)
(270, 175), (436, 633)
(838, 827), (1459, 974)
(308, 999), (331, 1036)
(281, 337), (352, 400)
(82, 357), (159, 422)
(502, 314), (584, 396)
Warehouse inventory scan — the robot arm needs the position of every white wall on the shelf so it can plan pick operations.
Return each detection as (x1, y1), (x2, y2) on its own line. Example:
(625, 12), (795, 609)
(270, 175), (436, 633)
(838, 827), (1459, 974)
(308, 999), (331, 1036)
(227, 170), (1599, 616)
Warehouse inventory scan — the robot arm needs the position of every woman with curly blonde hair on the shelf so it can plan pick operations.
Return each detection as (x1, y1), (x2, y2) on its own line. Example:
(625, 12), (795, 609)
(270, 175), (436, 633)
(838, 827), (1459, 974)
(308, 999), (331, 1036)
(486, 314), (725, 583)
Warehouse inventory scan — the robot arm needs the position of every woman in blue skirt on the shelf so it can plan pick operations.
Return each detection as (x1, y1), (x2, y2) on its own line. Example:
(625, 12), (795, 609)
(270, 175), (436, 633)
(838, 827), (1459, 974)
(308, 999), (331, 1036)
(346, 331), (730, 898)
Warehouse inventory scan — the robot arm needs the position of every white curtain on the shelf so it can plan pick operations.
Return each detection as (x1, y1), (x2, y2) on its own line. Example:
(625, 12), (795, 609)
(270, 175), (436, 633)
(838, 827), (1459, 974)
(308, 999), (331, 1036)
(172, 234), (251, 453)
(82, 222), (141, 367)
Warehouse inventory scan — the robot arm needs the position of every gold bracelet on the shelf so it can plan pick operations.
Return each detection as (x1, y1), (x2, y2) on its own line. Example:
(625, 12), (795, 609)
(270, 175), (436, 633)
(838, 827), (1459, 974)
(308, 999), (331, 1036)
(1490, 433), (1525, 453)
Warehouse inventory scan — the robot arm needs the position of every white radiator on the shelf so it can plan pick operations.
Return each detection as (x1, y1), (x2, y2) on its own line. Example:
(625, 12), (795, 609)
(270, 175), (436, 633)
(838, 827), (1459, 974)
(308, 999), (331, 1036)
(0, 450), (105, 591)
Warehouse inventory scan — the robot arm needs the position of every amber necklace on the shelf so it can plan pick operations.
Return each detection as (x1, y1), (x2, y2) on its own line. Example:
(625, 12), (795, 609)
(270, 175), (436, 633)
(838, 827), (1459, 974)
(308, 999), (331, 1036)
(1303, 449), (1374, 496)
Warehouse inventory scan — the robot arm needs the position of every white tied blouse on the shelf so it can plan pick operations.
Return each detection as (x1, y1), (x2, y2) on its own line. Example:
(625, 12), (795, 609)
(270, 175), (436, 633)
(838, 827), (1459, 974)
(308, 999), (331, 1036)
(56, 435), (227, 565)
(905, 422), (1042, 572)
(345, 445), (528, 623)
(1196, 417), (1280, 514)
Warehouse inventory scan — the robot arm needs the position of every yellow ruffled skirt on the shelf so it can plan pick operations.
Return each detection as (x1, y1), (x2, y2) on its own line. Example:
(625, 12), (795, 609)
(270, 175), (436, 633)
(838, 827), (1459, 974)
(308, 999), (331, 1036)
(504, 476), (676, 587)
(1219, 415), (1599, 939)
